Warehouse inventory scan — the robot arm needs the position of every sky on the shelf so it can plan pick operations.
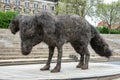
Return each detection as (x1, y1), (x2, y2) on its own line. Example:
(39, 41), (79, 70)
(86, 0), (119, 26)
(104, 0), (118, 4)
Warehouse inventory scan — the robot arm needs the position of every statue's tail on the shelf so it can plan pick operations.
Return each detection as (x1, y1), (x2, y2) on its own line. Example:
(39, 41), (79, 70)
(90, 26), (112, 58)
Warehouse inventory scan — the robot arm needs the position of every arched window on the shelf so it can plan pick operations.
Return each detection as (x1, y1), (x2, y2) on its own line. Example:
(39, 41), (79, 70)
(4, 5), (11, 12)
(24, 9), (30, 14)
(14, 7), (21, 12)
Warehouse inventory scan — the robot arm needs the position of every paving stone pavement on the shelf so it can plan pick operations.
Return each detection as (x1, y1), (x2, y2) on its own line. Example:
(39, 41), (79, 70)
(0, 62), (120, 80)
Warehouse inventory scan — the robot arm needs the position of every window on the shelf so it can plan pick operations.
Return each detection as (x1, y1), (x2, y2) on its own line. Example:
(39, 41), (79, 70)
(42, 3), (46, 10)
(5, 8), (10, 12)
(33, 10), (39, 14)
(14, 7), (21, 12)
(34, 2), (38, 9)
(50, 5), (54, 11)
(15, 0), (20, 6)
(4, 0), (10, 4)
(25, 1), (29, 7)
(4, 5), (11, 12)
(24, 9), (30, 14)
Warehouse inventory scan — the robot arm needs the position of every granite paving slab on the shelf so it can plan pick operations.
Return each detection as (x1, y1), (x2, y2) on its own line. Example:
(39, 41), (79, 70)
(0, 62), (120, 80)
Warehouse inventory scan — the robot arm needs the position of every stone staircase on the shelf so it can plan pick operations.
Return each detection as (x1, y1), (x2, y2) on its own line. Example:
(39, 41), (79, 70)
(0, 29), (120, 65)
(0, 29), (77, 65)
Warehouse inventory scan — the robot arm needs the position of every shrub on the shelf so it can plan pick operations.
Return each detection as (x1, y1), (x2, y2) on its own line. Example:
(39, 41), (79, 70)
(110, 29), (120, 34)
(96, 27), (109, 34)
(0, 11), (19, 29)
(97, 27), (120, 34)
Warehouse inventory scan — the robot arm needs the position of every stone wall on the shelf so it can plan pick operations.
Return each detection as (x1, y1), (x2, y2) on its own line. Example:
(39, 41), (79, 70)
(0, 0), (56, 14)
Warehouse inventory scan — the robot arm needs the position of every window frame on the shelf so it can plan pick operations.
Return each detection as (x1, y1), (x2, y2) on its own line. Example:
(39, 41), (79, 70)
(42, 3), (47, 10)
(25, 0), (29, 8)
(34, 2), (38, 9)
(15, 0), (20, 6)
(4, 0), (10, 4)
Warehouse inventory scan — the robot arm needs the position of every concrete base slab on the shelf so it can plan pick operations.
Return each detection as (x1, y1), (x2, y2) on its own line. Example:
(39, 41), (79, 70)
(0, 62), (120, 80)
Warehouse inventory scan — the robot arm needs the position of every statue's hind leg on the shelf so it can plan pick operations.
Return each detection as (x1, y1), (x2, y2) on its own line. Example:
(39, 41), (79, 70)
(76, 54), (84, 68)
(81, 48), (90, 70)
(71, 41), (90, 69)
(71, 42), (84, 68)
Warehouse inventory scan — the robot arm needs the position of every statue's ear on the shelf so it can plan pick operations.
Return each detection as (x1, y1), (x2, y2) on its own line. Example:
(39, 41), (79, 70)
(9, 20), (19, 34)
(9, 15), (22, 34)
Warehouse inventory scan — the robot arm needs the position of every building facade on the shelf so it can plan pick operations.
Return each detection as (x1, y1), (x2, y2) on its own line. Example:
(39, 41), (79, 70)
(0, 0), (56, 14)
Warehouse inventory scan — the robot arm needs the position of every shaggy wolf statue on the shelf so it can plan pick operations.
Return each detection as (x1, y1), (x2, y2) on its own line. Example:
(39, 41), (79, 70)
(9, 11), (111, 73)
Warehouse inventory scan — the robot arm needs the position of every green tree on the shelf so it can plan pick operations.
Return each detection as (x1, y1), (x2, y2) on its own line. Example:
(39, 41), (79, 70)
(55, 0), (102, 18)
(96, 1), (120, 32)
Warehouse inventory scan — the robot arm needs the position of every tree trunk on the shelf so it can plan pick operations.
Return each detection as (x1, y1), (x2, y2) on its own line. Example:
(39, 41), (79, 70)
(55, 1), (59, 15)
(108, 25), (111, 34)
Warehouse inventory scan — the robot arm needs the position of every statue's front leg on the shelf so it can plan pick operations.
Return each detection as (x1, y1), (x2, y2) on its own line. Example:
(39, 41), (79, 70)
(40, 46), (55, 71)
(51, 45), (63, 73)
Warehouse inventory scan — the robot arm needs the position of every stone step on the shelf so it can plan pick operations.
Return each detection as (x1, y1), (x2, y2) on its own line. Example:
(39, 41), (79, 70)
(0, 53), (72, 59)
(0, 52), (70, 56)
(0, 55), (69, 60)
(0, 43), (74, 48)
(0, 50), (75, 54)
(0, 52), (73, 55)
(0, 29), (120, 61)
(0, 48), (76, 55)
(0, 48), (74, 51)
(0, 57), (75, 66)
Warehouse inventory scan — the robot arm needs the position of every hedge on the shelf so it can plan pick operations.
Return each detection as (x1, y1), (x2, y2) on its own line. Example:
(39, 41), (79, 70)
(0, 11), (120, 34)
(97, 27), (120, 34)
(110, 29), (120, 34)
(0, 11), (19, 29)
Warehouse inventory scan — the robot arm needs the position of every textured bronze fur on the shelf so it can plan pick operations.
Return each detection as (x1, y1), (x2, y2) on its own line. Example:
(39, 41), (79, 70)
(9, 11), (111, 72)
